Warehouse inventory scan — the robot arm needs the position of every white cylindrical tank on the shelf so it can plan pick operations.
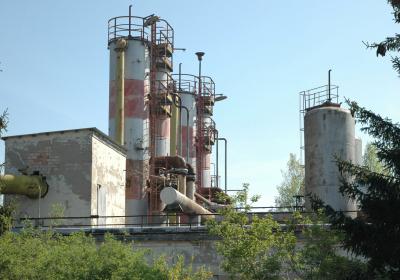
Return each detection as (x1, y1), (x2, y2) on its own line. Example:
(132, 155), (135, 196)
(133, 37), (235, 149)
(109, 38), (150, 221)
(180, 91), (197, 170)
(304, 105), (357, 214)
(154, 71), (171, 157)
(201, 153), (211, 188)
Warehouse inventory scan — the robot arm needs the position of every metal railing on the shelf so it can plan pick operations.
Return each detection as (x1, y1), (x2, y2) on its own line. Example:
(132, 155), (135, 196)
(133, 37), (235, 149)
(172, 74), (199, 93)
(199, 76), (215, 98)
(12, 209), (361, 231)
(299, 84), (339, 112)
(108, 16), (174, 48)
(298, 84), (339, 165)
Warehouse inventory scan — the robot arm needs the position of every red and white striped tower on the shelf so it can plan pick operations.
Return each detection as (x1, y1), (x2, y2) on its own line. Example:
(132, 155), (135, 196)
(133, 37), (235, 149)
(154, 70), (172, 158)
(108, 14), (152, 223)
(195, 72), (216, 198)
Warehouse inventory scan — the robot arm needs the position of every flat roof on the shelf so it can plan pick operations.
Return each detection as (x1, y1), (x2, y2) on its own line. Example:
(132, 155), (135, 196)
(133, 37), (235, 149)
(2, 127), (126, 154)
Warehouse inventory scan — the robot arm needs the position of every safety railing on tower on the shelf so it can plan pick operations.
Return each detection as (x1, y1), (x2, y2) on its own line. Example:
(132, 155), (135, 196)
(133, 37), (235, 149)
(107, 16), (174, 48)
(298, 84), (339, 166)
(108, 16), (149, 43)
(172, 74), (198, 93)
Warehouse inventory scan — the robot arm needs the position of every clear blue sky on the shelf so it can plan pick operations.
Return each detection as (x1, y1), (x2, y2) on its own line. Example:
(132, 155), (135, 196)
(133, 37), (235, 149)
(1, 1), (399, 206)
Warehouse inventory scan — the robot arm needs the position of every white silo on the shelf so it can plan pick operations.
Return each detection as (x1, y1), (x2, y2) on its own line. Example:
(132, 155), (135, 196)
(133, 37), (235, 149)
(107, 11), (174, 222)
(304, 104), (357, 214)
(174, 74), (198, 171)
(108, 23), (150, 221)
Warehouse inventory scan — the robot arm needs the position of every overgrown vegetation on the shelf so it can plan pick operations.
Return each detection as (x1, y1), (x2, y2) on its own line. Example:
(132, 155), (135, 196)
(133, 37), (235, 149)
(208, 185), (365, 280)
(0, 109), (13, 235)
(274, 153), (304, 210)
(0, 228), (212, 280)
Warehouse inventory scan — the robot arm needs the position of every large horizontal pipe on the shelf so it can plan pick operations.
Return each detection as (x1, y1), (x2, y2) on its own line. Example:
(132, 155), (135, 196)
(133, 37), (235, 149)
(153, 155), (186, 169)
(0, 174), (48, 199)
(160, 187), (214, 220)
(195, 192), (227, 211)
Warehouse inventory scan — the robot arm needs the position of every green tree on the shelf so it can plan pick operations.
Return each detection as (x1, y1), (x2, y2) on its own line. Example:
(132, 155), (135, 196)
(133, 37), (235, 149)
(365, 1), (400, 75)
(312, 101), (400, 278)
(0, 229), (212, 280)
(208, 186), (364, 279)
(275, 153), (304, 210)
(0, 110), (13, 234)
(290, 211), (367, 280)
(208, 185), (297, 279)
(363, 142), (387, 174)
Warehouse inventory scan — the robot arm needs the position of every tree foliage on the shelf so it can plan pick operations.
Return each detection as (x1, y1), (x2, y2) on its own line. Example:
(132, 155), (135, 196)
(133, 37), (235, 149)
(275, 153), (304, 210)
(313, 101), (400, 278)
(0, 109), (13, 234)
(0, 229), (212, 280)
(365, 1), (400, 75)
(363, 142), (387, 174)
(208, 185), (297, 279)
(208, 186), (364, 279)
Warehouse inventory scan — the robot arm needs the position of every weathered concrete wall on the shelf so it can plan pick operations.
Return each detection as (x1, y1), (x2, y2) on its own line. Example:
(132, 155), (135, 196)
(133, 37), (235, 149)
(87, 227), (228, 280)
(4, 130), (93, 226)
(91, 135), (126, 227)
(135, 240), (227, 279)
(3, 128), (126, 227)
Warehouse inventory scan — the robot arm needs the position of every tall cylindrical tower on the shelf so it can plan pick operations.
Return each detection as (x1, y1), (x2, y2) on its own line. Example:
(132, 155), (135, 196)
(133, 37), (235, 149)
(154, 71), (172, 157)
(304, 104), (357, 214)
(173, 74), (198, 170)
(108, 12), (174, 221)
(196, 76), (216, 194)
(108, 18), (150, 220)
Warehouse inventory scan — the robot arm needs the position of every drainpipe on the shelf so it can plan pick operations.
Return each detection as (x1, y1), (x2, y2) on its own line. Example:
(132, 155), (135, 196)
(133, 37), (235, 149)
(0, 174), (48, 199)
(114, 38), (127, 145)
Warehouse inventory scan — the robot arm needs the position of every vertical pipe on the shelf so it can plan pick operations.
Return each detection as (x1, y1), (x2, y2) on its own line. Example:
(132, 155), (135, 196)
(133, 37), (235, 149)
(178, 175), (186, 196)
(128, 5), (132, 37)
(186, 179), (195, 200)
(224, 138), (227, 193)
(328, 69), (332, 102)
(179, 63), (182, 90)
(216, 138), (227, 193)
(184, 107), (189, 163)
(178, 100), (182, 156)
(115, 39), (127, 145)
(216, 130), (219, 189)
(170, 98), (178, 156)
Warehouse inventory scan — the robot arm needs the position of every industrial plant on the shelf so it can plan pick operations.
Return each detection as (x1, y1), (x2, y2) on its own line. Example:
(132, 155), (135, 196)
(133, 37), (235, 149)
(0, 6), (363, 278)
(2, 7), (228, 227)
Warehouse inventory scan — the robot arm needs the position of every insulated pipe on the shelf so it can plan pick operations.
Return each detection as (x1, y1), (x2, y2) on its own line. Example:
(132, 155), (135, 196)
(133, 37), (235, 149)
(186, 180), (195, 200)
(171, 93), (189, 162)
(186, 163), (196, 200)
(114, 38), (127, 145)
(178, 175), (186, 196)
(0, 174), (48, 199)
(170, 102), (179, 156)
(160, 187), (214, 220)
(194, 192), (225, 209)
